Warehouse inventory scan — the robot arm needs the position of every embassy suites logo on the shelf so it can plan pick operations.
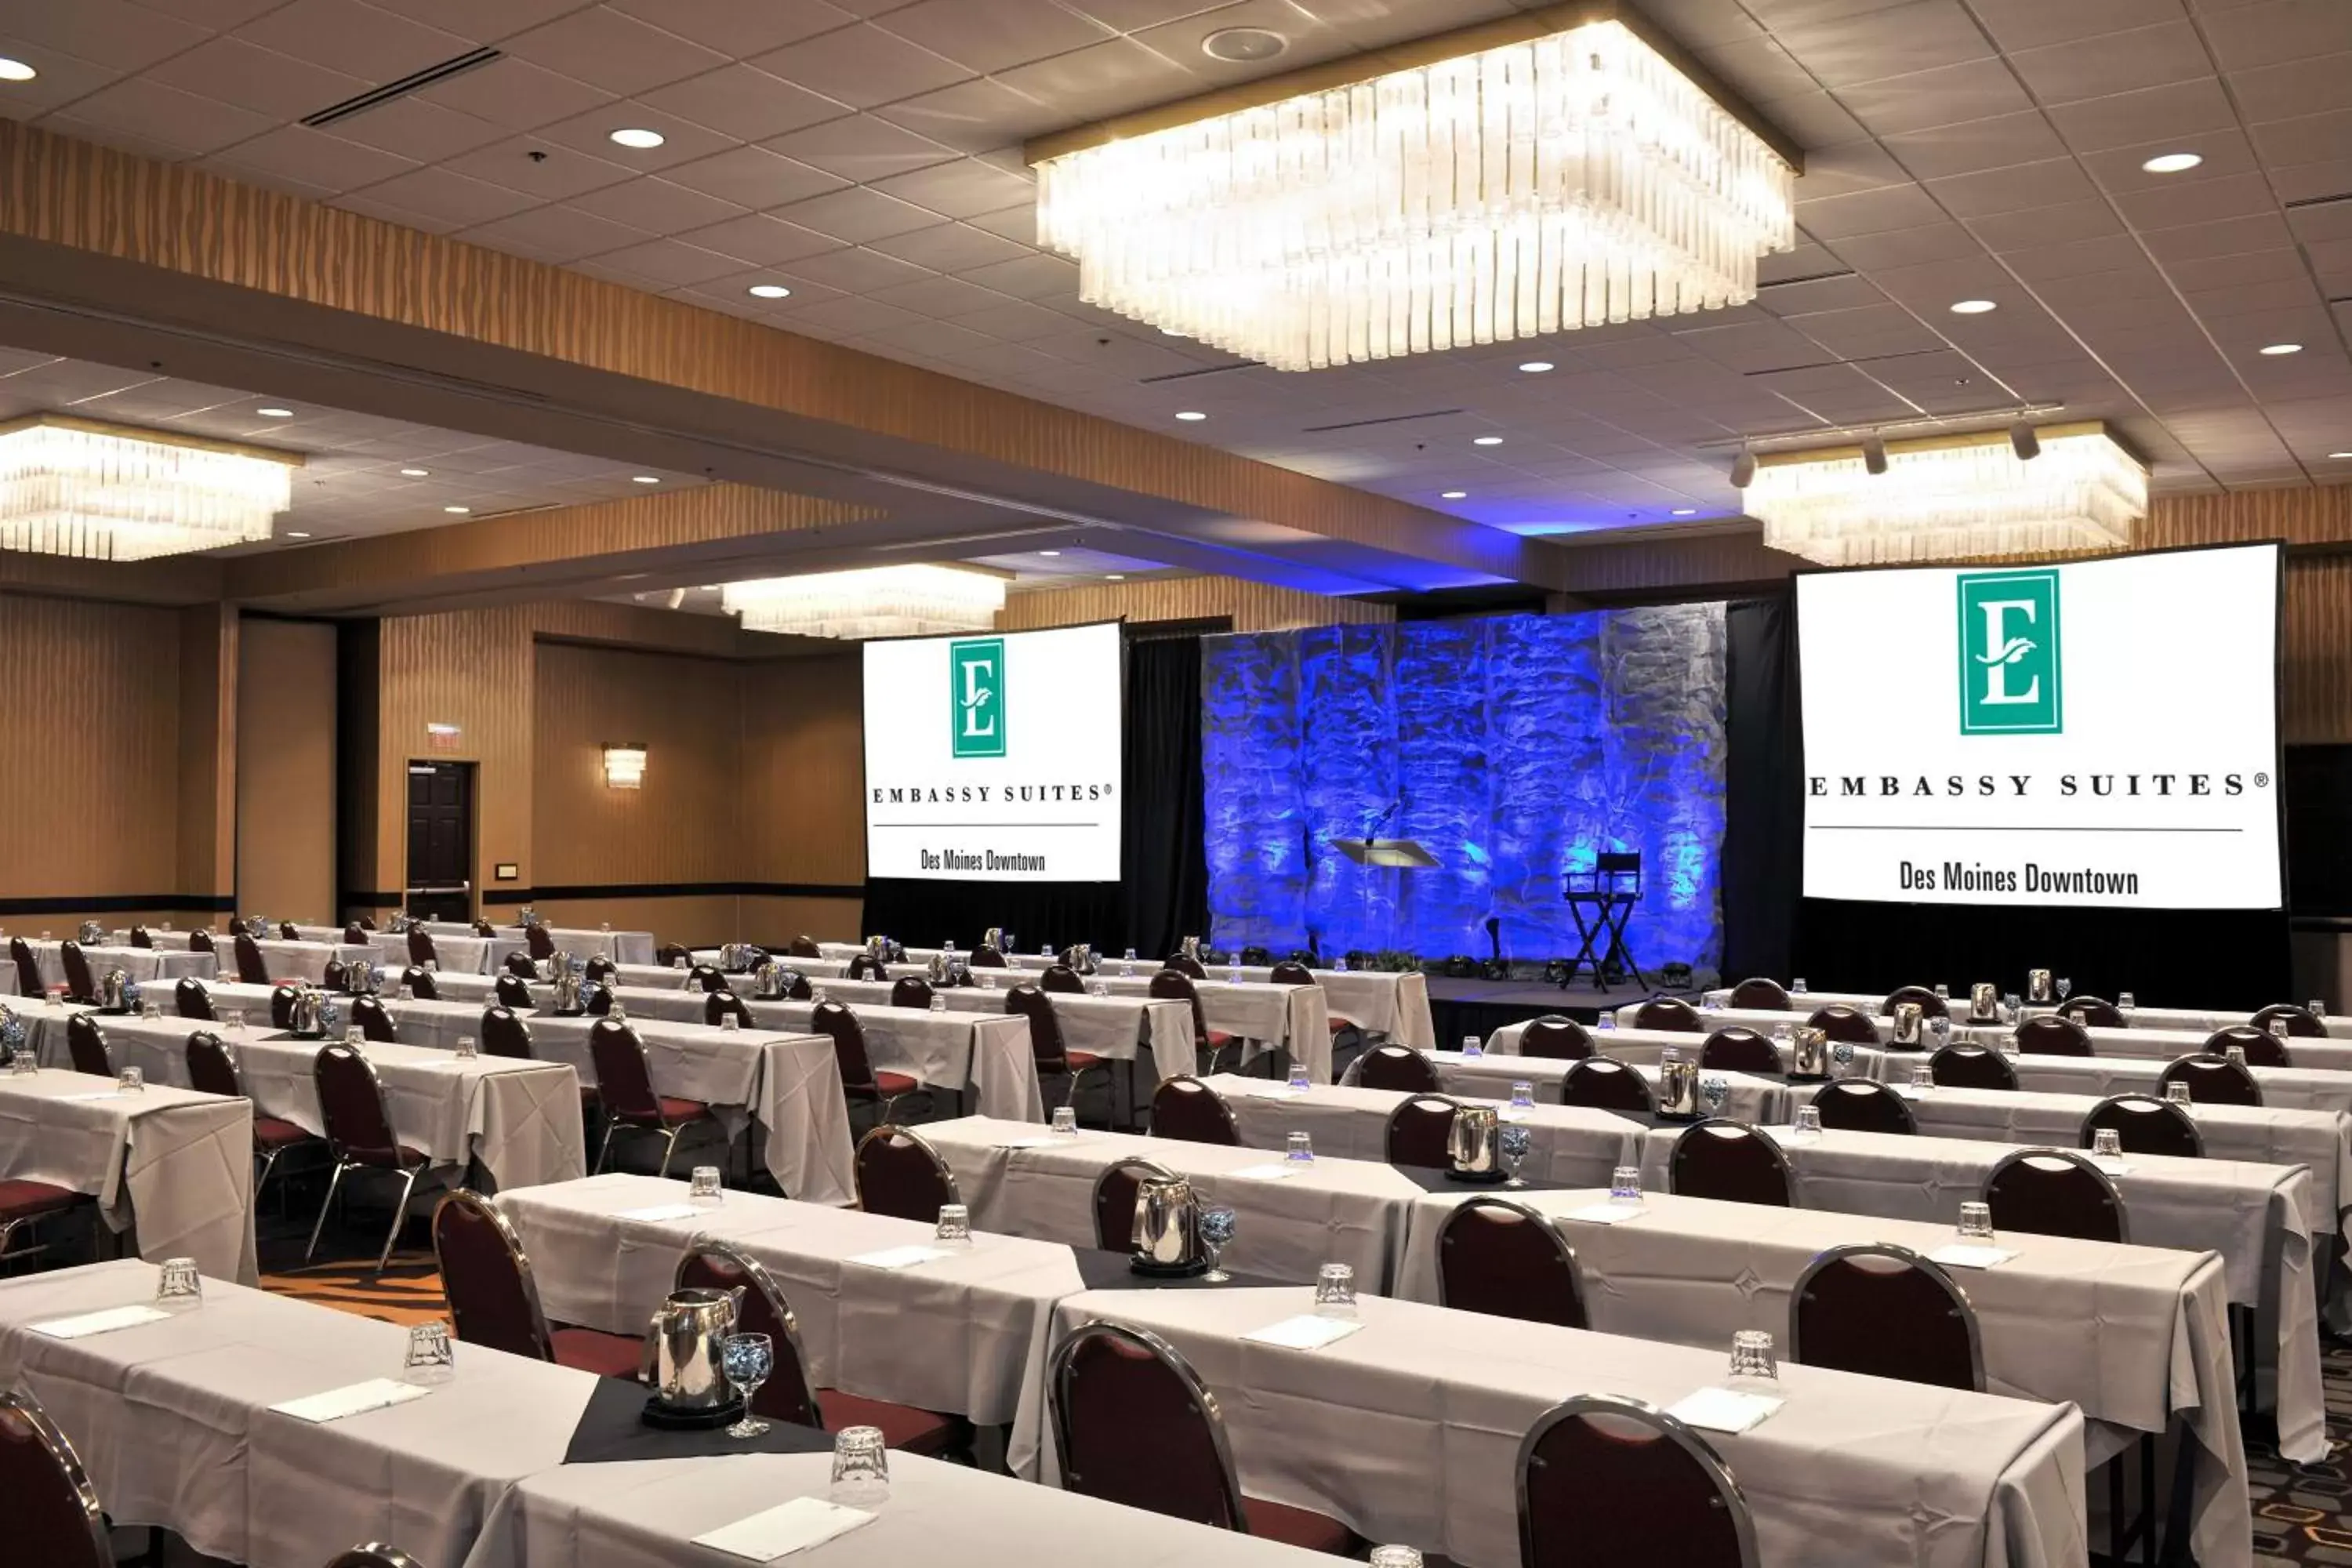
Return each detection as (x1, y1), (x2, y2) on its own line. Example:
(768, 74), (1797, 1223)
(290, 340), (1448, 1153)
(1958, 568), (2060, 735)
(950, 637), (1005, 759)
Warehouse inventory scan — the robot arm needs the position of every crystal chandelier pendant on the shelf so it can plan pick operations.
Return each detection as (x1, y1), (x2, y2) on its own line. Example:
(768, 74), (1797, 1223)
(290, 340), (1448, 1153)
(1029, 13), (1798, 371)
(0, 416), (298, 561)
(721, 564), (1007, 641)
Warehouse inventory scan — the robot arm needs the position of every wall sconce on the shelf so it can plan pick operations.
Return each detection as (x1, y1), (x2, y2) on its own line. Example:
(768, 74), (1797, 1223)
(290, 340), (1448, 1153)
(602, 742), (647, 789)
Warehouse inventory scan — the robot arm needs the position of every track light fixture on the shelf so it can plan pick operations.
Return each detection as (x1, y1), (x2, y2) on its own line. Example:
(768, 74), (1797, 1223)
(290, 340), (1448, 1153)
(1862, 434), (1888, 476)
(2009, 420), (2041, 462)
(1730, 446), (1756, 488)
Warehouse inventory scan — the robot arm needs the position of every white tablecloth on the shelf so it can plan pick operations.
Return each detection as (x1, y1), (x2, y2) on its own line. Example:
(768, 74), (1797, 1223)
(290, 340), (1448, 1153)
(246, 939), (376, 985)
(0, 1065), (254, 1284)
(1041, 1286), (2086, 1568)
(19, 941), (215, 990)
(1351, 1047), (1791, 1125)
(1393, 1189), (2247, 1568)
(1491, 1019), (1896, 1081)
(340, 929), (514, 975)
(1706, 986), (2352, 1040)
(793, 976), (1201, 1091)
(437, 923), (654, 967)
(1203, 1074), (1642, 1186)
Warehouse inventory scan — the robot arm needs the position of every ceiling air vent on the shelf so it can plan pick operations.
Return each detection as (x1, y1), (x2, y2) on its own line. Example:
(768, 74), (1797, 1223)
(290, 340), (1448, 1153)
(302, 48), (503, 129)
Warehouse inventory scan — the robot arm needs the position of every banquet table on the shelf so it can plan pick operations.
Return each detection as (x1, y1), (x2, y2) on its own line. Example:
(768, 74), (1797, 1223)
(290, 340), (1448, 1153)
(1392, 1188), (2246, 1567)
(431, 963), (691, 998)
(1997, 1050), (2352, 1118)
(248, 938), (376, 985)
(1635, 1122), (2329, 1462)
(430, 921), (655, 966)
(1488, 1018), (1896, 1080)
(29, 1004), (583, 1196)
(1348, 1047), (1792, 1124)
(336, 927), (514, 975)
(1200, 1074), (1642, 1186)
(1039, 1286), (2086, 1568)
(918, 1116), (1429, 1294)
(16, 940), (215, 990)
(1704, 985), (2352, 1040)
(0, 1064), (254, 1284)
(779, 975), (1202, 1091)
(370, 997), (855, 1206)
(1667, 1001), (2352, 1074)
(0, 1259), (605, 1568)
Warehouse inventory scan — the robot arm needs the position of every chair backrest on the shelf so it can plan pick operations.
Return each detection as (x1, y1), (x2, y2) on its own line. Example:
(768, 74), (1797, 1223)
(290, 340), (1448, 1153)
(0, 1390), (114, 1568)
(2058, 996), (2125, 1028)
(524, 924), (556, 961)
(1162, 953), (1207, 979)
(351, 994), (397, 1044)
(400, 965), (439, 1001)
(971, 945), (1007, 967)
(1518, 1015), (1593, 1060)
(9, 936), (41, 996)
(584, 984), (614, 1016)
(1982, 1149), (2128, 1243)
(583, 956), (616, 983)
(846, 954), (888, 981)
(1004, 983), (1069, 1072)
(1385, 1094), (1461, 1169)
(2205, 1023), (2290, 1067)
(175, 976), (215, 1021)
(494, 974), (534, 1010)
(1669, 1120), (1791, 1206)
(704, 990), (753, 1028)
(233, 932), (272, 985)
(686, 963), (726, 994)
(1725, 978), (1789, 1011)
(480, 1006), (532, 1060)
(227, 916), (249, 938)
(1806, 1004), (1878, 1046)
(1881, 985), (1947, 1020)
(1149, 1076), (1240, 1145)
(1810, 1080), (1916, 1135)
(324, 1548), (426, 1568)
(269, 984), (301, 1029)
(1697, 1026), (1778, 1074)
(58, 941), (96, 1004)
(1358, 1044), (1439, 1094)
(1790, 1243), (1984, 1392)
(675, 1239), (821, 1426)
(2013, 1014), (2095, 1056)
(811, 1000), (880, 1091)
(1267, 960), (1316, 986)
(786, 936), (822, 960)
(1632, 997), (1703, 1033)
(1519, 1394), (1759, 1568)
(314, 1044), (403, 1163)
(1147, 967), (1210, 1048)
(502, 951), (539, 979)
(1039, 963), (1085, 995)
(1928, 1044), (2016, 1091)
(1051, 1321), (1248, 1532)
(406, 927), (437, 966)
(2082, 1094), (2203, 1158)
(587, 1018), (661, 1120)
(2251, 1003), (2325, 1039)
(1093, 1156), (1177, 1252)
(188, 928), (215, 954)
(321, 958), (351, 995)
(183, 1031), (239, 1098)
(854, 1125), (960, 1221)
(890, 976), (935, 1010)
(429, 1190), (555, 1362)
(2158, 1053), (2262, 1106)
(280, 921), (303, 942)
(128, 925), (153, 949)
(65, 1014), (111, 1077)
(656, 943), (694, 968)
(1560, 1056), (1655, 1114)
(1438, 1197), (1586, 1328)
(343, 922), (368, 946)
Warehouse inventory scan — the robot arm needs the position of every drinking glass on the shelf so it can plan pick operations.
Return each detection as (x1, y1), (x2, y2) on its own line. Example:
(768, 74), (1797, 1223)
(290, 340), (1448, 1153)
(1199, 1205), (1236, 1283)
(2166, 1080), (2193, 1106)
(721, 1334), (774, 1439)
(455, 1034), (477, 1060)
(139, 998), (160, 1020)
(1331, 955), (1348, 973)
(154, 1257), (203, 1312)
(1370, 1548), (1423, 1568)
(1314, 1262), (1356, 1317)
(1909, 1062), (1933, 1091)
(2118, 991), (2136, 1015)
(720, 1013), (741, 1031)
(117, 1065), (143, 1094)
(2269, 1017), (2291, 1041)
(343, 1025), (365, 1047)
(1050, 1106), (1079, 1135)
(1498, 1124), (1532, 1188)
(2225, 1043), (2249, 1067)
(1287, 1062), (1311, 1092)
(401, 1319), (456, 1384)
(1610, 1164), (1644, 1202)
(1957, 1202), (1995, 1242)
(1790, 978), (1808, 996)
(1122, 949), (1137, 978)
(690, 1166), (723, 1208)
(2092, 1128), (2124, 1161)
(1087, 982), (1107, 998)
(227, 1009), (247, 1035)
(1792, 1105), (1824, 1140)
(1933, 983), (1950, 1000)
(2310, 999), (2328, 1022)
(2056, 978), (2073, 1001)
(1728, 1329), (1778, 1384)
(673, 954), (689, 970)
(931, 995), (949, 1012)
(1461, 1033), (1483, 1059)
(1227, 962), (1242, 985)
(1285, 1131), (1314, 1164)
(1508, 1080), (1534, 1118)
(811, 988), (828, 1006)
(830, 1424), (889, 1504)
(9, 1048), (35, 1077)
(935, 1203), (973, 1248)
(979, 975), (996, 991)
(1771, 1022), (1792, 1047)
(1595, 1013), (1617, 1032)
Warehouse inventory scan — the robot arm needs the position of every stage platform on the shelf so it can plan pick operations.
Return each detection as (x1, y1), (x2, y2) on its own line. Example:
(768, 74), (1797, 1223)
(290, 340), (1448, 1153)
(1422, 974), (1694, 1047)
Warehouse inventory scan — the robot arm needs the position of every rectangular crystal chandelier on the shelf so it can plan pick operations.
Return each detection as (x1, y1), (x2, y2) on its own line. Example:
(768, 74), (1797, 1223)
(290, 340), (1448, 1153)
(0, 415), (299, 561)
(1027, 2), (1799, 371)
(722, 564), (1007, 641)
(1748, 425), (2148, 568)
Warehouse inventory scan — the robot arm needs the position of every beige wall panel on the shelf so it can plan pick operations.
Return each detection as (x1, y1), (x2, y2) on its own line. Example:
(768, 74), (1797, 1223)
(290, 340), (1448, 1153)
(739, 895), (865, 944)
(375, 607), (533, 909)
(740, 653), (866, 887)
(529, 895), (743, 948)
(999, 577), (1393, 633)
(235, 618), (336, 921)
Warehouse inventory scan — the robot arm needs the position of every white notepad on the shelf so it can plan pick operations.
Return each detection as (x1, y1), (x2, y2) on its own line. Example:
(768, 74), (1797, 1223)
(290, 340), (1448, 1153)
(694, 1497), (874, 1561)
(996, 1135), (1077, 1149)
(1926, 1243), (2018, 1270)
(1228, 1163), (1298, 1181)
(30, 1304), (170, 1339)
(1559, 1203), (1648, 1225)
(1240, 1315), (1367, 1351)
(848, 1244), (951, 1270)
(57, 1091), (126, 1102)
(270, 1378), (434, 1423)
(1667, 1386), (1784, 1435)
(615, 1203), (701, 1223)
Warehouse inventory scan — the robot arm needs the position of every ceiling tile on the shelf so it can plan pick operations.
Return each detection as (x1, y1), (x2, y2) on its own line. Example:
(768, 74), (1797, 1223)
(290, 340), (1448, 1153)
(867, 156), (1036, 218)
(605, 0), (857, 56)
(1792, 141), (1910, 198)
(677, 210), (847, 264)
(863, 217), (1030, 271)
(864, 273), (1023, 316)
(456, 201), (653, 262)
(1820, 221), (1987, 268)
(2227, 53), (2352, 124)
(659, 143), (847, 209)
(125, 0), (289, 27)
(768, 183), (943, 242)
(949, 296), (1084, 341)
(752, 23), (974, 110)
(234, 0), (475, 82)
(2250, 107), (2352, 166)
(992, 36), (1197, 121)
(525, 99), (741, 173)
(967, 202), (1040, 245)
(1924, 157), (2100, 218)
(343, 164), (542, 227)
(2, 0), (211, 70)
(1750, 89), (1871, 148)
(1838, 57), (2035, 137)
(1795, 182), (1947, 238)
(776, 244), (933, 291)
(1132, 0), (1352, 85)
(869, 75), (1066, 155)
(2269, 155), (2352, 203)
(2111, 169), (2279, 229)
(762, 114), (960, 182)
(1316, 0), (1516, 51)
(323, 96), (511, 165)
(956, 251), (1082, 299)
(1964, 197), (2128, 251)
(2201, 0), (2352, 74)
(873, 0), (1116, 74)
(494, 10), (731, 97)
(579, 237), (745, 285)
(144, 36), (369, 122)
(1963, 0), (2186, 50)
(637, 63), (850, 143)
(1879, 110), (2068, 179)
(414, 55), (618, 132)
(2044, 76), (2238, 151)
(2005, 21), (2214, 104)
(368, 0), (587, 43)
(2076, 128), (2260, 193)
(1755, 272), (1888, 315)
(1691, 36), (1823, 103)
(444, 133), (643, 200)
(2136, 211), (2296, 261)
(566, 175), (746, 233)
(209, 124), (419, 194)
(767, 295), (924, 336)
(1773, 1), (1997, 87)
(56, 77), (274, 158)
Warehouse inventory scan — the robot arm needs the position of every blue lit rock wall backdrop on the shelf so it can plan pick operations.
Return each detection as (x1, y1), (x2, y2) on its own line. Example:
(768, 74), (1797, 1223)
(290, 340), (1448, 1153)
(1202, 606), (1726, 971)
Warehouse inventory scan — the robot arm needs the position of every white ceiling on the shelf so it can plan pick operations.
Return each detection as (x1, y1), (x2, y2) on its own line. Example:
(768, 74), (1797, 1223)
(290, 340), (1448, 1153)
(2, 0), (2350, 541)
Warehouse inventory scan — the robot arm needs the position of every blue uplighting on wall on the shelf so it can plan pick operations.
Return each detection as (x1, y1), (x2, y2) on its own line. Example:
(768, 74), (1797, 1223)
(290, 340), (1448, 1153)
(1203, 606), (1726, 971)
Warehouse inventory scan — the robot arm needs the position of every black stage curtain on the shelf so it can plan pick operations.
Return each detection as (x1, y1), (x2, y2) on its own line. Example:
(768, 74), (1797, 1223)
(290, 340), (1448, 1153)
(1721, 591), (2291, 1008)
(858, 633), (1209, 959)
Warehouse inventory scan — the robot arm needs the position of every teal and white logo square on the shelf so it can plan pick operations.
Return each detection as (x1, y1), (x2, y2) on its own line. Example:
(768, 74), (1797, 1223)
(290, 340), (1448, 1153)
(950, 637), (1005, 758)
(1957, 570), (2060, 735)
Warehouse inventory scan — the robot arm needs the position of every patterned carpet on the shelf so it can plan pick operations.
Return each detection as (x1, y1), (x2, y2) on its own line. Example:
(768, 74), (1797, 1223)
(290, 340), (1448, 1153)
(2248, 1341), (2352, 1565)
(261, 1252), (446, 1327)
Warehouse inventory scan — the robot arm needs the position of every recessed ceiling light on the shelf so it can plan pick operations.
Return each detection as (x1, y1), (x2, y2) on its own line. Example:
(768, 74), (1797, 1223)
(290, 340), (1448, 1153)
(747, 284), (791, 299)
(1472, 435), (1504, 445)
(1440, 490), (1467, 499)
(256, 407), (294, 418)
(1671, 507), (1697, 516)
(1039, 550), (1062, 557)
(1203, 26), (1287, 62)
(631, 475), (660, 485)
(608, 128), (665, 150)
(1518, 361), (1554, 373)
(2332, 451), (2352, 459)
(1949, 299), (1997, 315)
(2142, 152), (2203, 174)
(285, 531), (311, 539)
(444, 505), (471, 514)
(399, 466), (429, 477)
(1105, 573), (1126, 580)
(0, 57), (36, 82)
(1174, 411), (1207, 421)
(2261, 342), (2303, 355)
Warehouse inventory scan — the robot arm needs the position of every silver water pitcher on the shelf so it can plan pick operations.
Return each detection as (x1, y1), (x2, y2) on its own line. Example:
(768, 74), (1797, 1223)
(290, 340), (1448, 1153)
(1657, 1051), (1701, 1119)
(79, 920), (103, 945)
(552, 967), (583, 1014)
(100, 969), (129, 1012)
(1181, 935), (1203, 961)
(1447, 1104), (1501, 1180)
(290, 985), (323, 1038)
(638, 1286), (743, 1414)
(927, 951), (949, 984)
(865, 935), (887, 960)
(2027, 968), (2053, 1004)
(1890, 1001), (1923, 1047)
(1790, 1025), (1833, 1080)
(1131, 1174), (1201, 1272)
(754, 958), (783, 1000)
(982, 927), (1004, 954)
(1969, 982), (1998, 1022)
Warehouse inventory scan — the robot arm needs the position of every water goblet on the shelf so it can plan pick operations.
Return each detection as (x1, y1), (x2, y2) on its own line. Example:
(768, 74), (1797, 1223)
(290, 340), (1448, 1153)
(1498, 1124), (1532, 1188)
(720, 1012), (741, 1031)
(690, 1166), (723, 1208)
(1285, 1131), (1314, 1164)
(1199, 1205), (1237, 1283)
(227, 1009), (247, 1035)
(401, 1319), (456, 1385)
(154, 1257), (203, 1312)
(1728, 1329), (1779, 1386)
(1314, 1262), (1357, 1317)
(139, 998), (160, 1021)
(1933, 983), (1950, 1000)
(1227, 962), (1242, 986)
(343, 1025), (365, 1047)
(2225, 1043), (2248, 1068)
(931, 995), (948, 1012)
(721, 1333), (774, 1439)
(830, 1424), (889, 1504)
(1595, 1013), (1617, 1032)
(1122, 948), (1137, 978)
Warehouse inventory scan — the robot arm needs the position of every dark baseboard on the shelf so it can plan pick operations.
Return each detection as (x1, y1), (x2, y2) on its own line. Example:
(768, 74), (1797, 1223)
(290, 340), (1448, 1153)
(0, 893), (236, 916)
(482, 882), (865, 906)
